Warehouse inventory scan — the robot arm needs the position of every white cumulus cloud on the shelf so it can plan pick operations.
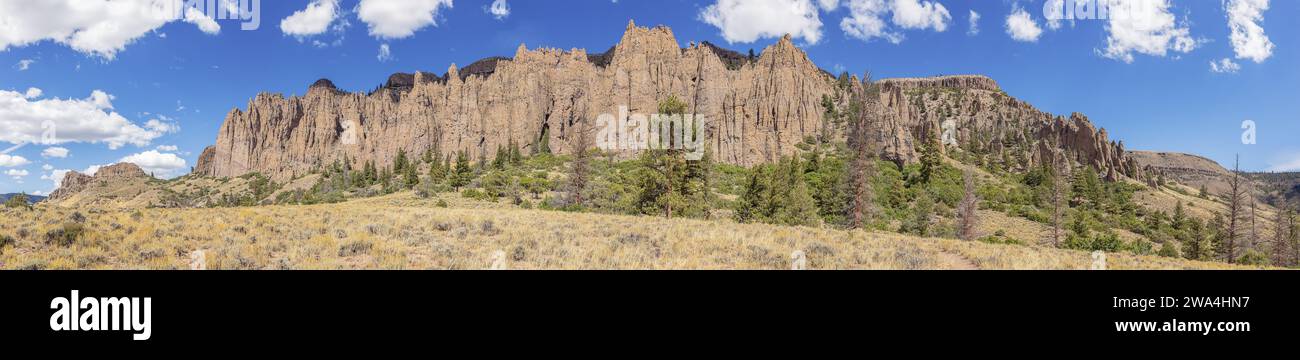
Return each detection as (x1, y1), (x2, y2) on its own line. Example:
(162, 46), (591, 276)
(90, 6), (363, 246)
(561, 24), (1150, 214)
(1224, 0), (1273, 63)
(0, 0), (223, 59)
(281, 0), (341, 37)
(41, 147), (69, 158)
(0, 154), (30, 167)
(24, 87), (42, 99)
(968, 10), (980, 36)
(1209, 58), (1240, 73)
(889, 0), (950, 32)
(1005, 7), (1043, 42)
(118, 150), (188, 178)
(357, 0), (455, 39)
(6, 169), (29, 180)
(1099, 0), (1199, 63)
(840, 0), (898, 43)
(0, 89), (169, 149)
(183, 7), (222, 35)
(839, 0), (951, 44)
(701, 0), (827, 44)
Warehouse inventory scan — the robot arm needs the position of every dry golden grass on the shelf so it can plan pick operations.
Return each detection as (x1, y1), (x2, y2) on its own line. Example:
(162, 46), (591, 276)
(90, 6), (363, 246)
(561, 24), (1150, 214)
(0, 191), (1270, 270)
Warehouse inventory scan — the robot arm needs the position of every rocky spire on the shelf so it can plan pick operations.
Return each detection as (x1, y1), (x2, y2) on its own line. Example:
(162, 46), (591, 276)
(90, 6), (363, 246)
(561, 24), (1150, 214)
(446, 63), (460, 83)
(515, 43), (529, 58)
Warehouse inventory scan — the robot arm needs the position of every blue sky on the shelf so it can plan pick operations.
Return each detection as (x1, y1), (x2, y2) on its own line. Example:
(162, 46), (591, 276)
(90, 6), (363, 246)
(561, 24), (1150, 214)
(1, 0), (1296, 195)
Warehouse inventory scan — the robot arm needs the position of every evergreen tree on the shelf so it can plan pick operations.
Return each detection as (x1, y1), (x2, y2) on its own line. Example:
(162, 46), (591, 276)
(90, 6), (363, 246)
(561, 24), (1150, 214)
(379, 166), (393, 192)
(918, 130), (942, 184)
(363, 161), (377, 186)
(340, 157), (352, 189)
(904, 194), (935, 237)
(492, 144), (508, 170)
(537, 127), (552, 155)
(428, 154), (449, 180)
(685, 148), (715, 219)
(775, 157), (820, 227)
(508, 139), (523, 165)
(1209, 213), (1228, 261)
(1047, 151), (1070, 247)
(450, 151), (472, 190)
(1071, 165), (1103, 210)
(1182, 218), (1212, 261)
(635, 95), (693, 218)
(735, 168), (769, 224)
(403, 161), (419, 188)
(1171, 201), (1186, 230)
(394, 149), (409, 174)
(428, 147), (444, 175)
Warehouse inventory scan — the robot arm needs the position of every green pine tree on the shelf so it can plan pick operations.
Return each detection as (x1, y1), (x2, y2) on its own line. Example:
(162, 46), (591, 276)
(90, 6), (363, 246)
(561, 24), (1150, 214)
(492, 144), (508, 170)
(918, 130), (942, 184)
(735, 168), (769, 224)
(776, 160), (820, 227)
(508, 140), (523, 165)
(450, 151), (472, 190)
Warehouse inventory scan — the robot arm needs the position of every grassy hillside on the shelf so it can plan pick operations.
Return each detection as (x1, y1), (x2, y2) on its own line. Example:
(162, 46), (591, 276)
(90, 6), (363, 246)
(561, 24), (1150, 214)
(0, 192), (1263, 270)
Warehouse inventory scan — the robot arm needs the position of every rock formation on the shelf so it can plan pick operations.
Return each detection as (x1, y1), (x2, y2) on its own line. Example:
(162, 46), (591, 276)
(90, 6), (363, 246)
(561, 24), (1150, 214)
(195, 21), (1141, 184)
(1130, 151), (1241, 194)
(48, 163), (150, 201)
(873, 76), (1140, 180)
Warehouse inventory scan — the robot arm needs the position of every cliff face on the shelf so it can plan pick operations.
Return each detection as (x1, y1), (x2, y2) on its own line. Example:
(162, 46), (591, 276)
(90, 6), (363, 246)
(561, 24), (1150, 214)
(48, 163), (150, 201)
(198, 22), (839, 179)
(1130, 151), (1237, 194)
(196, 21), (1140, 183)
(873, 76), (1140, 180)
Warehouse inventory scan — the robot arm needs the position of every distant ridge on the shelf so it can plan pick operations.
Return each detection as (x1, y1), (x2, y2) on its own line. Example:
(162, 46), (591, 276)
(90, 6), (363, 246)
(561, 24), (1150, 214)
(1, 193), (45, 204)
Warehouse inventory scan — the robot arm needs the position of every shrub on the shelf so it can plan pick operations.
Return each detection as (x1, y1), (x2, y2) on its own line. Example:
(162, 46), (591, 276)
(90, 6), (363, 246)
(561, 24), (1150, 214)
(480, 220), (500, 236)
(435, 199), (449, 208)
(977, 234), (1024, 246)
(338, 240), (373, 257)
(1237, 250), (1271, 266)
(0, 234), (14, 252)
(1157, 242), (1180, 258)
(461, 188), (493, 202)
(45, 223), (86, 247)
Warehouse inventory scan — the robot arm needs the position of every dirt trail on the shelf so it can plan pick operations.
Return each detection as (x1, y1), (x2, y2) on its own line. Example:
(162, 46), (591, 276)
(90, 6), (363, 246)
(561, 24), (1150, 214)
(936, 251), (979, 270)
